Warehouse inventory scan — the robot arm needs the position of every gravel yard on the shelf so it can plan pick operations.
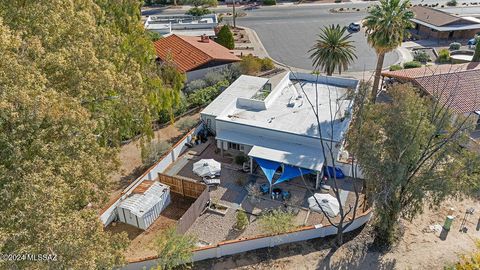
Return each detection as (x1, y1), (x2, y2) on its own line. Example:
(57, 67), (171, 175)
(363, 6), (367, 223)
(177, 143), (367, 245)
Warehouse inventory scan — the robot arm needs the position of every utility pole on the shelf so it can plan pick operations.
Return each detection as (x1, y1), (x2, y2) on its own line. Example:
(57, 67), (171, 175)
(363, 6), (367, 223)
(232, 0), (236, 29)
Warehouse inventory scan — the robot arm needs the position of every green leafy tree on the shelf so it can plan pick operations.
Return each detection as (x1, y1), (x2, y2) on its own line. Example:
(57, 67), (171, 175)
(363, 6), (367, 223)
(0, 0), (179, 145)
(153, 227), (197, 270)
(0, 21), (128, 269)
(363, 0), (414, 102)
(309, 24), (357, 76)
(347, 83), (480, 246)
(156, 55), (186, 123)
(216, 25), (235, 50)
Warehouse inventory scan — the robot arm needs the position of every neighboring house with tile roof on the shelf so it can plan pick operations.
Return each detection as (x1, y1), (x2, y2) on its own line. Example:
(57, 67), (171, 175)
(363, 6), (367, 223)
(153, 34), (241, 81)
(410, 6), (480, 39)
(381, 63), (480, 138)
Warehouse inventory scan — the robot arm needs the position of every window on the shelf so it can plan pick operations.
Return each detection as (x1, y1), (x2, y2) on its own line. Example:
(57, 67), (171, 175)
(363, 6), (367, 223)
(228, 142), (244, 151)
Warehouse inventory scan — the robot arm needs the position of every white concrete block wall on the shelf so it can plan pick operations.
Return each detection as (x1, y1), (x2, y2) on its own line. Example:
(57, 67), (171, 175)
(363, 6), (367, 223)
(121, 211), (373, 269)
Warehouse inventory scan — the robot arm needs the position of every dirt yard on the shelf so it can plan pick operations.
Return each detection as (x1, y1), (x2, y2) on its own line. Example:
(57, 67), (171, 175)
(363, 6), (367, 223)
(193, 197), (480, 270)
(107, 193), (196, 262)
(103, 112), (200, 207)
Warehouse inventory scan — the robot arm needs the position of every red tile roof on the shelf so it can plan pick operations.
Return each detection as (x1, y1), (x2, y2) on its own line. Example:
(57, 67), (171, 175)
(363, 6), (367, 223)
(382, 63), (480, 114)
(153, 34), (241, 73)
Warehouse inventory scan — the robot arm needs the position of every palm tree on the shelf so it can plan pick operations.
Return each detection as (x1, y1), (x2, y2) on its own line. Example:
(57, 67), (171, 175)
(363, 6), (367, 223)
(363, 0), (413, 102)
(309, 24), (357, 76)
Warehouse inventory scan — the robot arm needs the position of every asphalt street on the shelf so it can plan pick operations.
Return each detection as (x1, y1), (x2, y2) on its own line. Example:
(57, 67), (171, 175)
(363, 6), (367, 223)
(227, 6), (396, 72)
(143, 2), (480, 72)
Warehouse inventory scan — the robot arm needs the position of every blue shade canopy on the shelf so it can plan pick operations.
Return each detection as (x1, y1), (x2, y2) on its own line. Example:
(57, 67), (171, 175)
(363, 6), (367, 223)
(254, 158), (280, 184)
(274, 165), (311, 185)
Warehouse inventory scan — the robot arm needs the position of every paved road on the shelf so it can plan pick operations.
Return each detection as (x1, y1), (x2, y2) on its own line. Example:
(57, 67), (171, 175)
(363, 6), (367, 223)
(227, 5), (398, 72)
(143, 2), (480, 72)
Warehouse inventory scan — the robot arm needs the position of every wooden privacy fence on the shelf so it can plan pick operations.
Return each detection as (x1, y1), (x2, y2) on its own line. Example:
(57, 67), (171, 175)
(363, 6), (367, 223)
(157, 173), (210, 234)
(158, 173), (205, 199)
(176, 187), (210, 234)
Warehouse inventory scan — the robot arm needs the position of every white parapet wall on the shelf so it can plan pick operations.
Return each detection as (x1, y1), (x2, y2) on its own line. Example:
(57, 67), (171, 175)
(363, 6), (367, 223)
(99, 123), (203, 226)
(121, 210), (373, 270)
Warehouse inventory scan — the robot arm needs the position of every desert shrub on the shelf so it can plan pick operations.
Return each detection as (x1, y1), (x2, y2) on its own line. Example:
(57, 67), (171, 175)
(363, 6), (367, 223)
(142, 140), (172, 168)
(260, 57), (275, 71)
(437, 48), (451, 63)
(260, 209), (296, 234)
(263, 0), (276, 5)
(154, 227), (197, 270)
(239, 55), (262, 75)
(403, 61), (422, 69)
(215, 25), (235, 50)
(239, 55), (274, 75)
(175, 117), (198, 132)
(186, 7), (211, 16)
(449, 42), (461, 50)
(234, 154), (247, 165)
(235, 210), (249, 230)
(446, 0), (457, 6)
(187, 80), (229, 107)
(389, 64), (403, 71)
(184, 79), (207, 94)
(413, 50), (431, 63)
(204, 70), (226, 86)
(221, 63), (242, 83)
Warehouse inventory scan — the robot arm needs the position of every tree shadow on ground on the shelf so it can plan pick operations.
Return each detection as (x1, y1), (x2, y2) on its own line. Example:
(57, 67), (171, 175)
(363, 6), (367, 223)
(316, 243), (396, 270)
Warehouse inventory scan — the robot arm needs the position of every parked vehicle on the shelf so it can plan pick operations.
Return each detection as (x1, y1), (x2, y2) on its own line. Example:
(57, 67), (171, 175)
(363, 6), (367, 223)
(467, 38), (477, 46)
(348, 22), (361, 32)
(244, 3), (259, 10)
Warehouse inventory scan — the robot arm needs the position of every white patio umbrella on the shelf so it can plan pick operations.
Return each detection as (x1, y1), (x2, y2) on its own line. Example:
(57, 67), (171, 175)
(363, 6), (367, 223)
(308, 193), (340, 218)
(193, 159), (221, 177)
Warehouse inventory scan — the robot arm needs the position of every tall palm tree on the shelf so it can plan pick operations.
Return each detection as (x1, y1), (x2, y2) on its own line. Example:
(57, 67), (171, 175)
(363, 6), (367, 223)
(363, 0), (413, 102)
(309, 24), (357, 76)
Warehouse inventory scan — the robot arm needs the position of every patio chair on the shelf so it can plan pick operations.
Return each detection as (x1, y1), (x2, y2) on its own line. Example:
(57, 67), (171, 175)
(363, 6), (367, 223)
(260, 183), (269, 195)
(203, 178), (220, 186)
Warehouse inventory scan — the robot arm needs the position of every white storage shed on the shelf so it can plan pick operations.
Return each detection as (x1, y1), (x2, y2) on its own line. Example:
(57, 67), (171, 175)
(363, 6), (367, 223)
(117, 181), (171, 230)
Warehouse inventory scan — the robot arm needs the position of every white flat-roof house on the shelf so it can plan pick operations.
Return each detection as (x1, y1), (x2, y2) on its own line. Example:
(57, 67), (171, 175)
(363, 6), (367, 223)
(201, 72), (361, 189)
(144, 14), (218, 37)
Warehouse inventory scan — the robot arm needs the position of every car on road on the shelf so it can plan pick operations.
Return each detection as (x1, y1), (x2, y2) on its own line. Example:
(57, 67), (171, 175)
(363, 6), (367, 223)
(244, 3), (260, 10)
(348, 22), (360, 32)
